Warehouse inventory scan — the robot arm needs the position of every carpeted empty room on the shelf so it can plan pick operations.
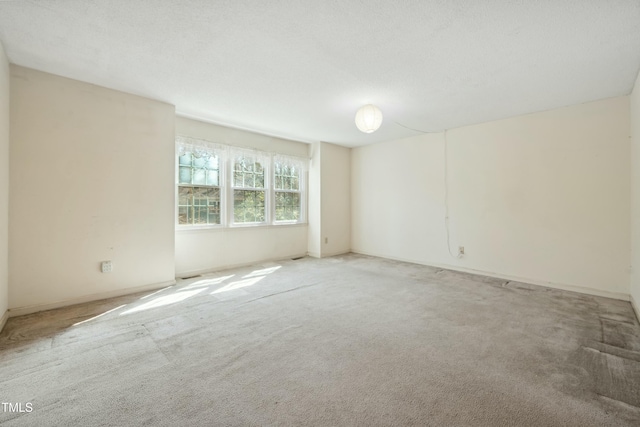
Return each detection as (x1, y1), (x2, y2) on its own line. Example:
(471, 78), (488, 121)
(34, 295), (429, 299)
(3, 1), (640, 426)
(1, 254), (640, 425)
(1, 254), (639, 426)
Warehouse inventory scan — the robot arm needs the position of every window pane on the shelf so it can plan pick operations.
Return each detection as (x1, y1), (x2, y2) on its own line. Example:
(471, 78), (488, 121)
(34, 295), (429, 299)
(193, 188), (207, 205)
(234, 172), (243, 187)
(255, 172), (264, 188)
(178, 206), (188, 224)
(193, 156), (206, 168)
(200, 207), (211, 224)
(192, 206), (202, 224)
(234, 190), (265, 223)
(291, 193), (300, 220)
(275, 191), (300, 221)
(178, 185), (220, 225)
(179, 149), (306, 226)
(235, 191), (245, 222)
(234, 206), (244, 222)
(244, 172), (255, 188)
(208, 202), (220, 213)
(178, 186), (192, 205)
(206, 169), (219, 186)
(193, 169), (206, 185)
(179, 166), (192, 184)
(186, 206), (193, 224)
(275, 161), (301, 191)
(204, 187), (219, 200)
(206, 156), (219, 170)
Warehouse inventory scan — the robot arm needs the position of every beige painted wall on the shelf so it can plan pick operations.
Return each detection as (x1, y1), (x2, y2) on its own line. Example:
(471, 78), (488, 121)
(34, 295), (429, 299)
(9, 66), (176, 312)
(174, 117), (308, 276)
(307, 141), (322, 257)
(0, 42), (9, 325)
(320, 142), (351, 257)
(631, 73), (640, 314)
(352, 97), (630, 299)
(307, 141), (351, 258)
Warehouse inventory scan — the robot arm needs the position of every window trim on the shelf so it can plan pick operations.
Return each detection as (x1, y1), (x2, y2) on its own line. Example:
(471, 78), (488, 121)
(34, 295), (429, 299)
(175, 137), (308, 230)
(176, 151), (225, 228)
(175, 143), (226, 230)
(271, 164), (306, 225)
(229, 152), (269, 227)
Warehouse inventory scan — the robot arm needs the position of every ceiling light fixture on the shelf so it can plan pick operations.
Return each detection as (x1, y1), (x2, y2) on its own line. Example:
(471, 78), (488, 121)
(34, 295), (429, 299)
(355, 104), (383, 133)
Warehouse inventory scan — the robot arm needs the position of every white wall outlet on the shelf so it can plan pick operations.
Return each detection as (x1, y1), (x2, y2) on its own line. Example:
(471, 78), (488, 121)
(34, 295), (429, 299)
(458, 246), (465, 255)
(324, 237), (328, 244)
(101, 260), (113, 273)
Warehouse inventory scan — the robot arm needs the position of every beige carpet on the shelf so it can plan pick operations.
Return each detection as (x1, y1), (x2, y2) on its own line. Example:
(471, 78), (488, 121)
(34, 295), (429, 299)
(1, 254), (640, 426)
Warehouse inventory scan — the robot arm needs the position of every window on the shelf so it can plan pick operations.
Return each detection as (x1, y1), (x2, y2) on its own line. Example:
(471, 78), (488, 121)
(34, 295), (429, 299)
(274, 159), (302, 222)
(177, 138), (224, 226)
(231, 152), (267, 224)
(176, 136), (307, 228)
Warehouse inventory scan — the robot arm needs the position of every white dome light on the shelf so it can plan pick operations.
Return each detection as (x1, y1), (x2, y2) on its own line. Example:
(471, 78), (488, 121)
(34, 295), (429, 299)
(355, 104), (383, 133)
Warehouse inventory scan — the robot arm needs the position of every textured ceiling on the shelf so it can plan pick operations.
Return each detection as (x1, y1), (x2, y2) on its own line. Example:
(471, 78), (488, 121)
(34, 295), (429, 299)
(0, 1), (639, 147)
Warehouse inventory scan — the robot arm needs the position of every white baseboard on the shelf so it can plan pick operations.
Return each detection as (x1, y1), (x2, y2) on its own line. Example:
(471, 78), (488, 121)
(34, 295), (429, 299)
(321, 249), (351, 258)
(8, 280), (176, 318)
(176, 253), (309, 279)
(631, 294), (640, 324)
(307, 249), (350, 259)
(350, 249), (630, 302)
(0, 309), (8, 333)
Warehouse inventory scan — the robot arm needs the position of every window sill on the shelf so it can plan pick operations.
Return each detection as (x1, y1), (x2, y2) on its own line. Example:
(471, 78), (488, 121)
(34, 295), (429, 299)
(175, 224), (224, 232)
(175, 222), (308, 233)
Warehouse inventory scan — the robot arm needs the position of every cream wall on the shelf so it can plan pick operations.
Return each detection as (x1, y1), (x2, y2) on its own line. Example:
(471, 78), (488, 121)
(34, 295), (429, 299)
(320, 142), (351, 257)
(307, 141), (351, 258)
(0, 42), (9, 328)
(9, 66), (176, 313)
(308, 141), (322, 257)
(631, 73), (640, 315)
(174, 117), (308, 277)
(352, 97), (630, 299)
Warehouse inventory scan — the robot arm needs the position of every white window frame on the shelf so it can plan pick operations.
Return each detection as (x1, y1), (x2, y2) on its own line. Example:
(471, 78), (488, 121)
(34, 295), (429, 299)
(272, 156), (307, 225)
(228, 149), (269, 227)
(175, 137), (226, 229)
(175, 137), (308, 230)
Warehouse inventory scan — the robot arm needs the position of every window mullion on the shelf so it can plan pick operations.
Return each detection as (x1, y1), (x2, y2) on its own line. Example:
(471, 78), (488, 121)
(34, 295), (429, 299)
(179, 142), (307, 228)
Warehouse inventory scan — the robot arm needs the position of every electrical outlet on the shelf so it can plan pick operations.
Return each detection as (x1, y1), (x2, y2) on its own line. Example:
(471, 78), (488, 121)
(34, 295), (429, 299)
(101, 260), (113, 273)
(324, 237), (328, 244)
(458, 246), (465, 255)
